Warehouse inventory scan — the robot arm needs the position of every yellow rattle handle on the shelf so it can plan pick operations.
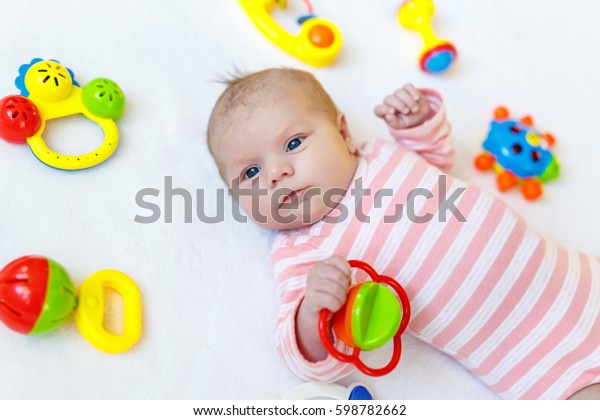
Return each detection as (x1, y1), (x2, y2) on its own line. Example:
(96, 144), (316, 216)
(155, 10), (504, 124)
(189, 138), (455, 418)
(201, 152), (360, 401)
(398, 0), (437, 40)
(26, 86), (119, 171)
(240, 0), (342, 67)
(398, 0), (457, 73)
(74, 269), (142, 354)
(27, 116), (118, 171)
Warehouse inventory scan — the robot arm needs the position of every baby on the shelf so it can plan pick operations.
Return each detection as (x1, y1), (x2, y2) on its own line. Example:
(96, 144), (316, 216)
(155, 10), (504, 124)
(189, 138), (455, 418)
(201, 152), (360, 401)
(207, 68), (600, 400)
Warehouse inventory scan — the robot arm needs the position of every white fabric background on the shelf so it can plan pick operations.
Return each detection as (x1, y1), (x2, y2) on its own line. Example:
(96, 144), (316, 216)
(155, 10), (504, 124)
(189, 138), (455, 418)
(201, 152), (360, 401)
(0, 0), (599, 399)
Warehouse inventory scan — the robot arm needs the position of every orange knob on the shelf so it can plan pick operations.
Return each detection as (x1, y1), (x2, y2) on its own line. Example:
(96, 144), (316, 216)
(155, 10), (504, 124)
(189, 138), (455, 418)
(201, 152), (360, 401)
(521, 178), (543, 200)
(474, 153), (495, 171)
(542, 132), (556, 147)
(494, 106), (509, 120)
(520, 115), (534, 126)
(308, 24), (335, 48)
(497, 171), (518, 192)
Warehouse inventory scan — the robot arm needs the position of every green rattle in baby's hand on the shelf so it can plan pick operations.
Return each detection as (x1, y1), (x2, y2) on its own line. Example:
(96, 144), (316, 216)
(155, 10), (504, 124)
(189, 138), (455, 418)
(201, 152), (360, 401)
(319, 260), (411, 376)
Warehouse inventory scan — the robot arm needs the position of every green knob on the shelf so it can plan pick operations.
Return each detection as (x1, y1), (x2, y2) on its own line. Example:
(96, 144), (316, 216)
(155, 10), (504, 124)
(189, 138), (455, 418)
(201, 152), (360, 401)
(82, 78), (125, 120)
(31, 259), (78, 334)
(352, 282), (402, 351)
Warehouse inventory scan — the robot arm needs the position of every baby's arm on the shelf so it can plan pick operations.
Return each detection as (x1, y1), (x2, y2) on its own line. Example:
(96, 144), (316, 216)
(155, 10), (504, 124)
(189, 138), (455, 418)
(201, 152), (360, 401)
(374, 84), (454, 171)
(272, 241), (355, 382)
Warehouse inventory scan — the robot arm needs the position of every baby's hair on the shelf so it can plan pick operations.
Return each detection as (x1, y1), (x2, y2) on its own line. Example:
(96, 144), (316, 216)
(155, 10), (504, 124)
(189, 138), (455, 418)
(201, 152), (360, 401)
(207, 68), (339, 158)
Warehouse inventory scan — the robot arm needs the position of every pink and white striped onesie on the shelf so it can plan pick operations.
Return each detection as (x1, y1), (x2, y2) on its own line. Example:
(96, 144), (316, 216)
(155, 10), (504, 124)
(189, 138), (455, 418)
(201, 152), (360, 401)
(271, 90), (600, 399)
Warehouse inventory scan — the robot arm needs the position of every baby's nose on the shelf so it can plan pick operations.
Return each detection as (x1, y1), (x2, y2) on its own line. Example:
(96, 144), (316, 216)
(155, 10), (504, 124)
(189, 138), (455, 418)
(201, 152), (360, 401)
(267, 159), (294, 187)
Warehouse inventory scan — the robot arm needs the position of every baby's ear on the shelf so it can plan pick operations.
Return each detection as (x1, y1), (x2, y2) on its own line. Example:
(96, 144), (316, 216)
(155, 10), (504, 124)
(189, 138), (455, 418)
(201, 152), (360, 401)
(337, 112), (357, 155)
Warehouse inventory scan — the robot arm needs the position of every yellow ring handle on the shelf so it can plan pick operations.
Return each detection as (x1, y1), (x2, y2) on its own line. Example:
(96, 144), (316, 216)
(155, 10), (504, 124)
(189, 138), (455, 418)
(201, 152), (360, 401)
(74, 269), (142, 354)
(25, 82), (120, 170)
(27, 117), (118, 171)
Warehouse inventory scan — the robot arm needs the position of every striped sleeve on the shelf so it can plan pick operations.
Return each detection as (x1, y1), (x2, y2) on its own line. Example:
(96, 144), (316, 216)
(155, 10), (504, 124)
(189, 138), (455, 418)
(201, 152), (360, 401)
(271, 237), (356, 382)
(388, 89), (454, 172)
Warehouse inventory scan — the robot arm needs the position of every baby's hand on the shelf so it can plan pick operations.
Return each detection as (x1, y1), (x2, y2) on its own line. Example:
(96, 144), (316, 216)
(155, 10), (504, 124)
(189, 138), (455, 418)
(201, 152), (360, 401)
(374, 84), (434, 130)
(303, 255), (352, 317)
(295, 255), (352, 361)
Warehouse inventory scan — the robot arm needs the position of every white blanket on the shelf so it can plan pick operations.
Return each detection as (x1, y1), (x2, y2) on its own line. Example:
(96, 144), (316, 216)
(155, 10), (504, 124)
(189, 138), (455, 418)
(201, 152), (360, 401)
(1, 0), (599, 399)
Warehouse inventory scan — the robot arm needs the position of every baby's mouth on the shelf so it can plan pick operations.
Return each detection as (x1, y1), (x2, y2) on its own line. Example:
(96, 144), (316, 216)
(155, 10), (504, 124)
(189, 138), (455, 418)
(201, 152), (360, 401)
(279, 188), (306, 207)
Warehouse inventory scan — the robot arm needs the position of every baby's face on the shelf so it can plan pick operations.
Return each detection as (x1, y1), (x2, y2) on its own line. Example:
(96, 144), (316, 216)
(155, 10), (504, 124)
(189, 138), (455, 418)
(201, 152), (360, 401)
(214, 95), (358, 230)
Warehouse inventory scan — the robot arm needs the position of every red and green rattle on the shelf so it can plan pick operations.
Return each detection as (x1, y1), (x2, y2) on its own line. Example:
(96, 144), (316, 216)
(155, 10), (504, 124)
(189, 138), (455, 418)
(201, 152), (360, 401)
(0, 255), (142, 353)
(318, 260), (411, 376)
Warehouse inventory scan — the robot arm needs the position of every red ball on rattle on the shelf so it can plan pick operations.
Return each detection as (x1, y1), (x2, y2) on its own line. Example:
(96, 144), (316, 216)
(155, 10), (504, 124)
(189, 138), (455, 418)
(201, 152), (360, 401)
(0, 95), (42, 143)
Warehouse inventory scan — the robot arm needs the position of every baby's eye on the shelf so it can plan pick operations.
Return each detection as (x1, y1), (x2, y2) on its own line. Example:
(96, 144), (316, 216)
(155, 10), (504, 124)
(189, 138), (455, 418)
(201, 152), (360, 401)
(243, 166), (260, 179)
(286, 137), (305, 152)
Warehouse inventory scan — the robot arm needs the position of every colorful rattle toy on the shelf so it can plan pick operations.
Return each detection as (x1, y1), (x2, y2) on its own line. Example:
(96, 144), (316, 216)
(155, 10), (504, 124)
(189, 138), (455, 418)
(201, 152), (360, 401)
(0, 256), (142, 353)
(319, 260), (411, 376)
(0, 58), (125, 170)
(240, 0), (342, 67)
(475, 106), (560, 201)
(397, 0), (457, 73)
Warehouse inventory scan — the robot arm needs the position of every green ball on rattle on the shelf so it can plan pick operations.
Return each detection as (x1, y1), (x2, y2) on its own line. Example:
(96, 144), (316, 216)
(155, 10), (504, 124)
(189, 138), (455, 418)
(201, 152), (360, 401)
(333, 282), (403, 351)
(82, 78), (125, 120)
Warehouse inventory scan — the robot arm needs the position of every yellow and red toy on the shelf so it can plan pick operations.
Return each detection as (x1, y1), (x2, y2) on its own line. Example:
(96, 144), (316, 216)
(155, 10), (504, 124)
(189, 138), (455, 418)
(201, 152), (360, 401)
(240, 0), (342, 67)
(319, 260), (411, 376)
(0, 256), (142, 354)
(397, 0), (457, 73)
(0, 58), (125, 170)
(475, 106), (560, 201)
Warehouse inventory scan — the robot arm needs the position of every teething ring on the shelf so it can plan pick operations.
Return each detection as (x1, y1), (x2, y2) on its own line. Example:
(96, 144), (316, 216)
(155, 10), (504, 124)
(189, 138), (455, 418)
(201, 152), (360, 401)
(27, 113), (119, 171)
(318, 260), (411, 376)
(0, 59), (125, 170)
(74, 269), (142, 354)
